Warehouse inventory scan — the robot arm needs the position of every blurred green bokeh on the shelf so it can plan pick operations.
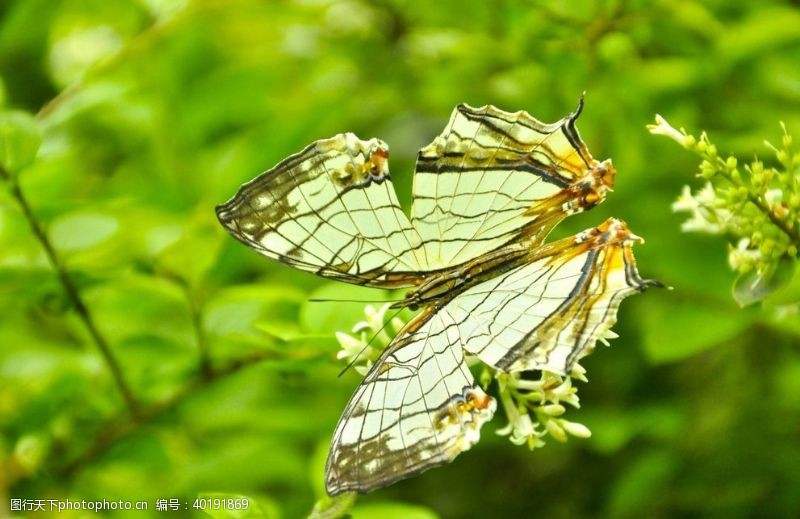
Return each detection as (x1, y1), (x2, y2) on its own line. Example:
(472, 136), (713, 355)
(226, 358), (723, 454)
(1, 0), (799, 517)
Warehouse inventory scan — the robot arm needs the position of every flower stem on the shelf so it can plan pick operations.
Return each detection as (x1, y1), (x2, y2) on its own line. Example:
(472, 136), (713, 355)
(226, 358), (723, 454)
(747, 193), (800, 246)
(1, 166), (141, 416)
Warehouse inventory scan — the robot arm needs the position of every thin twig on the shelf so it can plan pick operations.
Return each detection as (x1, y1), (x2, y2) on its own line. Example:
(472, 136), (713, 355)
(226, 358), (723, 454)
(181, 282), (213, 380)
(52, 349), (290, 479)
(191, 298), (214, 380)
(1, 166), (141, 416)
(748, 193), (800, 246)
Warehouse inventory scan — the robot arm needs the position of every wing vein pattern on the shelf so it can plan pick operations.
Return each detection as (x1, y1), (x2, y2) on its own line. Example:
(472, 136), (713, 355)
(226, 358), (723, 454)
(215, 101), (657, 496)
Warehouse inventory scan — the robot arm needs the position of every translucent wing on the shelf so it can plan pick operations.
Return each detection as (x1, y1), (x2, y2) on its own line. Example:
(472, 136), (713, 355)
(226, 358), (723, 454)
(325, 308), (496, 495)
(411, 99), (615, 268)
(216, 133), (427, 287)
(446, 218), (659, 374)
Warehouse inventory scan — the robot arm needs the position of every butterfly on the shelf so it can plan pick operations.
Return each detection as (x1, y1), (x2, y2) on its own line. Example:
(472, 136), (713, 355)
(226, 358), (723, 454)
(216, 99), (658, 495)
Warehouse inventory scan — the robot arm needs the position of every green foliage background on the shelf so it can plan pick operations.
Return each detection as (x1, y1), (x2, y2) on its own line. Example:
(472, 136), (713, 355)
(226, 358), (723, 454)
(1, 0), (799, 517)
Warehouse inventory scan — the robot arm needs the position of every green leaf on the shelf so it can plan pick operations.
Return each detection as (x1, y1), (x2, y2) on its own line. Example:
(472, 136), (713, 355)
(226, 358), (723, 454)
(205, 284), (306, 338)
(309, 492), (358, 519)
(350, 502), (440, 519)
(49, 212), (119, 253)
(300, 282), (400, 335)
(0, 110), (41, 174)
(634, 293), (755, 363)
(608, 450), (678, 517)
(718, 7), (800, 64)
(156, 210), (225, 287)
(253, 320), (334, 346)
(0, 77), (7, 107)
(732, 258), (795, 306)
(308, 439), (330, 499)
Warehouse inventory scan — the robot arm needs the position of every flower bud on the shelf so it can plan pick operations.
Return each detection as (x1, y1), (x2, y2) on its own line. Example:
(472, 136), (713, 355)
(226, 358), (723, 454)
(541, 404), (566, 416)
(545, 419), (567, 443)
(699, 160), (717, 179)
(562, 420), (592, 439)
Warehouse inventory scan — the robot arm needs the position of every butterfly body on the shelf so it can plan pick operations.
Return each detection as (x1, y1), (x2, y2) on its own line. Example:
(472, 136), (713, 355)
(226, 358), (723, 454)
(216, 100), (657, 495)
(397, 244), (530, 310)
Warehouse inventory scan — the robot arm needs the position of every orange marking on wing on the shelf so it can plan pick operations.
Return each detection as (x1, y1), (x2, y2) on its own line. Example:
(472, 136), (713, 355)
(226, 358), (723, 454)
(368, 149), (389, 177)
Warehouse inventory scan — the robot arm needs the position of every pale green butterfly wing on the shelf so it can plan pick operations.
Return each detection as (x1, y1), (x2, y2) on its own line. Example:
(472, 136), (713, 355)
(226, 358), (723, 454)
(216, 133), (428, 287)
(325, 308), (496, 495)
(217, 102), (612, 281)
(411, 100), (615, 268)
(216, 104), (653, 497)
(447, 218), (660, 374)
(323, 218), (657, 495)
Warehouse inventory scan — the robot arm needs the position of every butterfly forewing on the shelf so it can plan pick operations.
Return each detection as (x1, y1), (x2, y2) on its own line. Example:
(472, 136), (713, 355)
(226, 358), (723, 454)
(410, 100), (612, 268)
(216, 133), (428, 287)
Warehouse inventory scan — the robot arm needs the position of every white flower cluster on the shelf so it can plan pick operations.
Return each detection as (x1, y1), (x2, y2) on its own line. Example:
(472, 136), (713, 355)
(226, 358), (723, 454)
(649, 114), (800, 305)
(495, 366), (591, 449)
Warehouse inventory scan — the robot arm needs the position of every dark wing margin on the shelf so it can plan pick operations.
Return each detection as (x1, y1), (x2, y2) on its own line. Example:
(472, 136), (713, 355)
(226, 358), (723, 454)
(325, 308), (496, 495)
(216, 133), (428, 288)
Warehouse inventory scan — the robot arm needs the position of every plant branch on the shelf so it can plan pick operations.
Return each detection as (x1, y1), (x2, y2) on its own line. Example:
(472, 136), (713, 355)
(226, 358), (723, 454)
(748, 193), (800, 246)
(181, 282), (213, 380)
(191, 299), (213, 380)
(1, 166), (140, 416)
(51, 349), (290, 479)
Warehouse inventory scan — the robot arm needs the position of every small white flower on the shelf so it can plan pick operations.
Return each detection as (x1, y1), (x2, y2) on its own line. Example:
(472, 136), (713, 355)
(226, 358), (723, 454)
(336, 304), (397, 372)
(597, 329), (619, 347)
(673, 183), (728, 234)
(695, 182), (717, 206)
(672, 185), (700, 213)
(335, 331), (363, 356)
(355, 360), (373, 377)
(497, 404), (545, 449)
(728, 238), (761, 271)
(509, 413), (536, 444)
(647, 114), (687, 145)
(549, 377), (581, 408)
(570, 362), (589, 383)
(765, 188), (784, 206)
(352, 303), (389, 333)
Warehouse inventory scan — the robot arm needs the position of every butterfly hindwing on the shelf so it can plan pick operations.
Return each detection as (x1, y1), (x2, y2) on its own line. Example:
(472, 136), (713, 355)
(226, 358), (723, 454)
(447, 218), (658, 375)
(325, 308), (496, 495)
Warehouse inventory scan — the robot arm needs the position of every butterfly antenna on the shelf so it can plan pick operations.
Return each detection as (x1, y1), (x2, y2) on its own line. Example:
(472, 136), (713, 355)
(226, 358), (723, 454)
(309, 297), (403, 303)
(337, 307), (405, 378)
